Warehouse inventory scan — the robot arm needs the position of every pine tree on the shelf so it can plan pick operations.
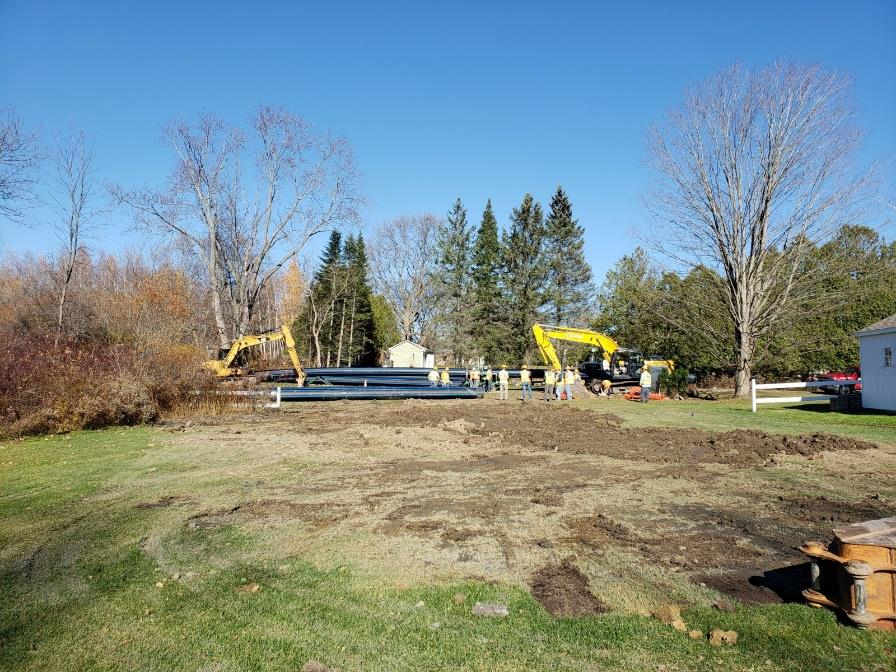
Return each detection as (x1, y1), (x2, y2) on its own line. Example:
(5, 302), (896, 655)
(544, 187), (593, 325)
(434, 198), (472, 365)
(502, 193), (548, 363)
(470, 199), (504, 363)
(343, 234), (377, 366)
(294, 230), (344, 366)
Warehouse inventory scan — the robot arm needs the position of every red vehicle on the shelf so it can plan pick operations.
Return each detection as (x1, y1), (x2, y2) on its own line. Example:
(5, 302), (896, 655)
(809, 370), (862, 395)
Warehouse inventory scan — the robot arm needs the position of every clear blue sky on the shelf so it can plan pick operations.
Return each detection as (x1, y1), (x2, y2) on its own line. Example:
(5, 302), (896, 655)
(2, 0), (894, 278)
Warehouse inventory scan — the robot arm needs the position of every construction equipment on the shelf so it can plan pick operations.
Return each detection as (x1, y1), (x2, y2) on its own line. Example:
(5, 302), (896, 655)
(532, 323), (673, 393)
(801, 517), (896, 630)
(205, 324), (305, 384)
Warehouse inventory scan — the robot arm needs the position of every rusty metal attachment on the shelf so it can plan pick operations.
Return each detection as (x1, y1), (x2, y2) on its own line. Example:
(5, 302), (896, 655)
(800, 517), (896, 630)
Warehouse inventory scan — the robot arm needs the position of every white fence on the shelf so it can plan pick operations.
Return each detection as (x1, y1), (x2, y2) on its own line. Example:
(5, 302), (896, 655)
(750, 378), (847, 413)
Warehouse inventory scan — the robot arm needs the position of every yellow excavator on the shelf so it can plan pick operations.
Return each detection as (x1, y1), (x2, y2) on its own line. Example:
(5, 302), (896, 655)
(532, 323), (673, 393)
(204, 324), (305, 385)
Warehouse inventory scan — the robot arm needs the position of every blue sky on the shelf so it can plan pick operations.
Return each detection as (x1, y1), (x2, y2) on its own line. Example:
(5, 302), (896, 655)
(2, 0), (894, 278)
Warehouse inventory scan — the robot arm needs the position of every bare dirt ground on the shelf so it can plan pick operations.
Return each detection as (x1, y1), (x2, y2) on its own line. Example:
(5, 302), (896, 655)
(152, 399), (895, 616)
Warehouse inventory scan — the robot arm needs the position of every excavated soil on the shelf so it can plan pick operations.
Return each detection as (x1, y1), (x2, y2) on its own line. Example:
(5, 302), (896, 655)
(372, 403), (875, 467)
(530, 559), (609, 616)
(156, 399), (893, 609)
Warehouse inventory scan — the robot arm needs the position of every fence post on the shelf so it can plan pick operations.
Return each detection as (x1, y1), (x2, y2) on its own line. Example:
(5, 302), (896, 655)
(751, 377), (757, 413)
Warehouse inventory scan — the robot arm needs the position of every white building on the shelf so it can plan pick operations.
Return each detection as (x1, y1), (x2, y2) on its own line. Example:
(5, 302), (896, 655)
(385, 340), (435, 368)
(857, 314), (896, 412)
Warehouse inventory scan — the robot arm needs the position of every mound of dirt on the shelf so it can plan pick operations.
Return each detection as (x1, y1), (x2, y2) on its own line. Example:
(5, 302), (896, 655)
(530, 559), (609, 617)
(376, 404), (876, 467)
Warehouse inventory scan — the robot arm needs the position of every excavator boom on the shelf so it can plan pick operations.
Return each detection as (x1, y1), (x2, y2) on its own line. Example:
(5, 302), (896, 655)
(532, 323), (621, 369)
(205, 324), (305, 384)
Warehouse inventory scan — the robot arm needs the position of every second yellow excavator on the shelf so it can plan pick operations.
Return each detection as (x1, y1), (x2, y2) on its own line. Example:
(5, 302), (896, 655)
(204, 324), (305, 385)
(532, 323), (673, 393)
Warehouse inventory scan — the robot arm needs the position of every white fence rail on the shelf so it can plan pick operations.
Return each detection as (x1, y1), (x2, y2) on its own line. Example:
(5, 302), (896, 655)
(750, 378), (856, 412)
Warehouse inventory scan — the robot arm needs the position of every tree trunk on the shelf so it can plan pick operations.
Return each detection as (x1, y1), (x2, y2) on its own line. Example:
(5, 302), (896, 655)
(336, 298), (346, 367)
(347, 290), (356, 366)
(733, 326), (754, 398)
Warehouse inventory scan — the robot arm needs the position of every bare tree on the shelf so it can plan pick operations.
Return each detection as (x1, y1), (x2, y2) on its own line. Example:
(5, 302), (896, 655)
(0, 110), (39, 222)
(52, 131), (94, 348)
(370, 214), (440, 343)
(113, 107), (359, 349)
(650, 63), (865, 396)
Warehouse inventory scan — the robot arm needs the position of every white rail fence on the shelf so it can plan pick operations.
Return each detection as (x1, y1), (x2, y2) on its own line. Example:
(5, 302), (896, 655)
(750, 378), (856, 413)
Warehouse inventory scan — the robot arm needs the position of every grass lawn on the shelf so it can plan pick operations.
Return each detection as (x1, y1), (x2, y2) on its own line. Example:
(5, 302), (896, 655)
(581, 395), (896, 445)
(1, 403), (894, 671)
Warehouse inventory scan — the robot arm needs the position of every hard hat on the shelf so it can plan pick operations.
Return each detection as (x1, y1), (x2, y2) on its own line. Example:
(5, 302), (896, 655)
(522, 364), (528, 369)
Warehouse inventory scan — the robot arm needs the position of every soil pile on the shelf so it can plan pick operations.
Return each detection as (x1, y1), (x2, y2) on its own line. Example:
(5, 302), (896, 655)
(530, 560), (609, 616)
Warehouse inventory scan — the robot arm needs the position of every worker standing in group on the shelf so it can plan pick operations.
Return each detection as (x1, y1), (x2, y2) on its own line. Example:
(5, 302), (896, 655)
(470, 366), (480, 389)
(520, 365), (532, 401)
(427, 368), (439, 387)
(440, 367), (451, 387)
(498, 365), (509, 400)
(639, 367), (652, 403)
(563, 366), (575, 400)
(485, 366), (493, 392)
(543, 367), (555, 401)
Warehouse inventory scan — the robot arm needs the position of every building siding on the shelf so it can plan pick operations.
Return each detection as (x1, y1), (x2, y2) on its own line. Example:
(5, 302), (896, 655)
(859, 332), (896, 411)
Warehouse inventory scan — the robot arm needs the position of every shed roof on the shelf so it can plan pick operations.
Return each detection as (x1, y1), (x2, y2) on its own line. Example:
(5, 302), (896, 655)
(387, 340), (431, 353)
(857, 313), (896, 336)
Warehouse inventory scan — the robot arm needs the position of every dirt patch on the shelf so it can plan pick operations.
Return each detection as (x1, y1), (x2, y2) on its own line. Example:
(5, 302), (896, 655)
(374, 403), (875, 468)
(530, 559), (609, 616)
(566, 514), (638, 548)
(135, 495), (193, 509)
(187, 499), (348, 530)
(441, 527), (481, 543)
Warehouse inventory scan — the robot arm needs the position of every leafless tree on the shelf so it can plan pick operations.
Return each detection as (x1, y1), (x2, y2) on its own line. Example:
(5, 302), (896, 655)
(113, 107), (359, 349)
(649, 63), (866, 396)
(51, 131), (95, 348)
(370, 214), (440, 343)
(0, 110), (39, 222)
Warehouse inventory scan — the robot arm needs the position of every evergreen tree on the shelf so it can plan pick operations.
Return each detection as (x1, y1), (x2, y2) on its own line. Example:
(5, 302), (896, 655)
(470, 199), (503, 363)
(434, 198), (472, 365)
(343, 234), (377, 366)
(502, 193), (548, 363)
(294, 230), (344, 366)
(544, 187), (593, 324)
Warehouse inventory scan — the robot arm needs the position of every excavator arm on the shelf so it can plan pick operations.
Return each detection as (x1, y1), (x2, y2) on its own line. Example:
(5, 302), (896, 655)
(206, 324), (305, 384)
(531, 323), (621, 368)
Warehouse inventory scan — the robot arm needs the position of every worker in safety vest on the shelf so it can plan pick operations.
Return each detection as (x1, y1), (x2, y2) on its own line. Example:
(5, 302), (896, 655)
(600, 378), (612, 396)
(470, 367), (480, 389)
(427, 368), (439, 387)
(639, 367), (652, 403)
(497, 365), (509, 400)
(543, 367), (555, 401)
(484, 366), (493, 392)
(520, 365), (532, 401)
(563, 366), (576, 400)
(440, 368), (451, 387)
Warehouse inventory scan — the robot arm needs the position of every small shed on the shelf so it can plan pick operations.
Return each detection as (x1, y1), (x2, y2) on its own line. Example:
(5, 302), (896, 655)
(857, 314), (896, 412)
(386, 340), (434, 368)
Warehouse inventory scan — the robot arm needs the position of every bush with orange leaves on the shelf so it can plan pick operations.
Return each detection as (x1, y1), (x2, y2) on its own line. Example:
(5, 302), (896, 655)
(0, 330), (209, 437)
(0, 252), (217, 437)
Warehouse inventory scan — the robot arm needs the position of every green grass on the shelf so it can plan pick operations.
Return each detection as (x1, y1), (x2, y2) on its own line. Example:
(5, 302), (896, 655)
(583, 396), (896, 445)
(1, 424), (894, 671)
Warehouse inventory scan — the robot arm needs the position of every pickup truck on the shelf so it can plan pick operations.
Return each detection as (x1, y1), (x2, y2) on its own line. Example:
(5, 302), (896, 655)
(808, 370), (862, 395)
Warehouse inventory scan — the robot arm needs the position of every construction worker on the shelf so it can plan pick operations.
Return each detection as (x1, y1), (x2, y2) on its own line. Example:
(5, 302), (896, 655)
(485, 366), (493, 392)
(543, 367), (555, 401)
(497, 365), (509, 400)
(639, 367), (652, 403)
(563, 366), (575, 400)
(440, 367), (451, 387)
(600, 378), (612, 396)
(427, 368), (439, 387)
(470, 366), (480, 389)
(520, 365), (532, 401)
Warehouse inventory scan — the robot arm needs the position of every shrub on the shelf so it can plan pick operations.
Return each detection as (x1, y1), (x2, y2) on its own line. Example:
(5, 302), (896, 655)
(658, 366), (690, 398)
(0, 330), (207, 437)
